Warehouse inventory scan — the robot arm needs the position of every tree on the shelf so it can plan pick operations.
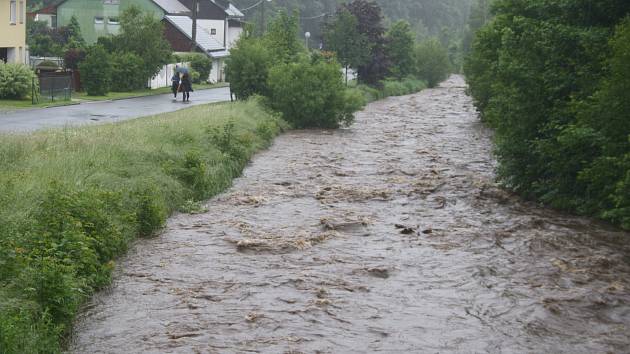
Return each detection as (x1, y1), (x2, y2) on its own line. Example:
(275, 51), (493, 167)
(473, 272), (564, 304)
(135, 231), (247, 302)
(264, 10), (302, 63)
(385, 20), (415, 79)
(116, 6), (172, 84)
(225, 38), (273, 99)
(66, 16), (85, 48)
(344, 0), (390, 86)
(323, 8), (371, 84)
(464, 0), (630, 228)
(79, 45), (112, 96)
(415, 38), (450, 88)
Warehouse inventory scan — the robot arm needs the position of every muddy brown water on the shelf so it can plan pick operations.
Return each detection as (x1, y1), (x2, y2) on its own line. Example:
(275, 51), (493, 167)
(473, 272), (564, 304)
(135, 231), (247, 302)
(69, 76), (630, 354)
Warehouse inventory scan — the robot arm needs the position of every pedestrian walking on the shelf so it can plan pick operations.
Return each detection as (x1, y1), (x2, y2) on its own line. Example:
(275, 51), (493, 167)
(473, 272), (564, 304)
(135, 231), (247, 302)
(171, 71), (180, 99)
(179, 73), (193, 102)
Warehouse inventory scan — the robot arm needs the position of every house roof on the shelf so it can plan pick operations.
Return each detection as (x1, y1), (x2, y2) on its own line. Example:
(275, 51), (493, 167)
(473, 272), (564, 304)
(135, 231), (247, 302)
(164, 15), (225, 52)
(224, 3), (244, 18)
(208, 0), (243, 18)
(209, 50), (230, 58)
(152, 0), (190, 15)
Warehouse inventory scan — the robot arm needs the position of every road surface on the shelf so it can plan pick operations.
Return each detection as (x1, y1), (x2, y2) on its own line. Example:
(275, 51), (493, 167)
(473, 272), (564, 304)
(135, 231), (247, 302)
(0, 86), (230, 133)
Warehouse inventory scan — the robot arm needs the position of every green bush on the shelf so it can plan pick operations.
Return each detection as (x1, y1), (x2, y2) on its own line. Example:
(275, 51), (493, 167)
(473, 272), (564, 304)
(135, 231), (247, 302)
(0, 63), (38, 99)
(225, 38), (273, 99)
(79, 45), (112, 96)
(183, 53), (212, 84)
(464, 2), (630, 229)
(266, 58), (360, 128)
(355, 83), (382, 102)
(382, 77), (427, 97)
(353, 77), (426, 103)
(110, 52), (146, 92)
(415, 38), (450, 88)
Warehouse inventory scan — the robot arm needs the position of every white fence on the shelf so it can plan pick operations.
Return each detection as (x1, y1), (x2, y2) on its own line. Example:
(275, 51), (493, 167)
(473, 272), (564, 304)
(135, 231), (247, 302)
(148, 62), (186, 89)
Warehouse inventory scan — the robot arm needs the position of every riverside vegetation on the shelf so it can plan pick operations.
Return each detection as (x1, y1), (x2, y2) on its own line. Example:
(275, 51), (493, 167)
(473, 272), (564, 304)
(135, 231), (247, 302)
(0, 100), (287, 352)
(465, 0), (630, 229)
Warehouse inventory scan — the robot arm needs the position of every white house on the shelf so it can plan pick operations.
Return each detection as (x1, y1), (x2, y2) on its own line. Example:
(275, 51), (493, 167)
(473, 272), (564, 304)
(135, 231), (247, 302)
(163, 0), (243, 83)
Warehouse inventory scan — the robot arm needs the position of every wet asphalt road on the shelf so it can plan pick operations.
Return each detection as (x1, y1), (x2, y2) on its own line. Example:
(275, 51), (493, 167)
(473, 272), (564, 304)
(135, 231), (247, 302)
(0, 86), (230, 133)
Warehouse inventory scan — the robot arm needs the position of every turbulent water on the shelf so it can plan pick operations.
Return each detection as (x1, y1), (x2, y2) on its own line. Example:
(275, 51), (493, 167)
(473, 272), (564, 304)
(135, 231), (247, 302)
(69, 76), (630, 354)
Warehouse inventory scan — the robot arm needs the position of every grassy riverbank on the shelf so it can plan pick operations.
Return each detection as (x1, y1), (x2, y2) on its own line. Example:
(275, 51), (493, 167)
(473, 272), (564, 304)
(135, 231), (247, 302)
(0, 99), (286, 353)
(351, 77), (428, 103)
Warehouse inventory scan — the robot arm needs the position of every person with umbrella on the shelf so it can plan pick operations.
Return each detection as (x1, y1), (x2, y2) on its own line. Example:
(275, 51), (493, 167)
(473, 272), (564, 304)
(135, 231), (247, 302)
(178, 69), (193, 103)
(171, 67), (181, 99)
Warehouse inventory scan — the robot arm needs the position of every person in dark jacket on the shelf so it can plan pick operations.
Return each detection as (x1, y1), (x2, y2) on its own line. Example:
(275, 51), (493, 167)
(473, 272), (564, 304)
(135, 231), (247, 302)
(179, 73), (193, 102)
(171, 71), (180, 98)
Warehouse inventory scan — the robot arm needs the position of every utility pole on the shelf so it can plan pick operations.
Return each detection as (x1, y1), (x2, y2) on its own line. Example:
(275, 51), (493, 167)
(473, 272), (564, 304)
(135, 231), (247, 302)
(191, 0), (198, 51)
(260, 0), (265, 35)
(260, 0), (271, 35)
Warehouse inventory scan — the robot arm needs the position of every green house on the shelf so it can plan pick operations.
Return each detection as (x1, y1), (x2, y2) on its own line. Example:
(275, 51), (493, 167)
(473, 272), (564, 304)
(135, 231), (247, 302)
(56, 0), (189, 44)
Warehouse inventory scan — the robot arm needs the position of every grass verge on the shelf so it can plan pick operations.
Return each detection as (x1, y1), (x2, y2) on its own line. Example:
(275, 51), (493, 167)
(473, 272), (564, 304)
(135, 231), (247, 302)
(0, 98), (286, 353)
(349, 76), (428, 103)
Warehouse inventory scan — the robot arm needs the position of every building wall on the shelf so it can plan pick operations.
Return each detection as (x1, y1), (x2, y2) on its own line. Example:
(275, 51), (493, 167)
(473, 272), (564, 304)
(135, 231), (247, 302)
(197, 19), (224, 47)
(0, 0), (27, 63)
(57, 0), (164, 44)
(227, 23), (241, 49)
(34, 13), (56, 27)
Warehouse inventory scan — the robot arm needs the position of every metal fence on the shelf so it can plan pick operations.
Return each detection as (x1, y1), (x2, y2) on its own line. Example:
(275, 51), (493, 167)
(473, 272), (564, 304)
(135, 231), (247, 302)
(33, 73), (73, 104)
(29, 56), (64, 69)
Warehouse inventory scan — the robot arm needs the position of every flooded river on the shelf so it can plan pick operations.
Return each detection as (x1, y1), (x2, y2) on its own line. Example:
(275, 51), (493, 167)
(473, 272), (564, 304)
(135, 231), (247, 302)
(69, 76), (630, 353)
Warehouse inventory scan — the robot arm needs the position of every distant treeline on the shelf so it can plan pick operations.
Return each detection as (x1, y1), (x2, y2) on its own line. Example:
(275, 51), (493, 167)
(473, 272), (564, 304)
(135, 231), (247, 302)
(233, 0), (473, 67)
(465, 0), (630, 229)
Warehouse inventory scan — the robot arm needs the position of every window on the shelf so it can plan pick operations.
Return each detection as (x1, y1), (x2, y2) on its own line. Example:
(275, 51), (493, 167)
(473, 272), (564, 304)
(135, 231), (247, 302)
(211, 28), (217, 35)
(108, 17), (119, 25)
(94, 16), (104, 24)
(10, 0), (16, 24)
(19, 1), (24, 24)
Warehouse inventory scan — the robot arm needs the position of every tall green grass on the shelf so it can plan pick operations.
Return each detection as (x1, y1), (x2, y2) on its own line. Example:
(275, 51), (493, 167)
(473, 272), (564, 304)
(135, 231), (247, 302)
(0, 99), (286, 353)
(349, 76), (427, 103)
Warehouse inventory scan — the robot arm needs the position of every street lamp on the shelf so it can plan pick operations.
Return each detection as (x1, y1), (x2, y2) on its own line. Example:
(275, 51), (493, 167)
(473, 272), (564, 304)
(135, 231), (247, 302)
(305, 31), (311, 50)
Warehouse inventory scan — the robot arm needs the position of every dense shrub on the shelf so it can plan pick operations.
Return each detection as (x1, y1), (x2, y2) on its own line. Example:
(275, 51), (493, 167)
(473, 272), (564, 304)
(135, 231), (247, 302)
(225, 39), (273, 99)
(353, 76), (426, 102)
(464, 1), (630, 229)
(415, 38), (450, 88)
(0, 63), (38, 99)
(109, 52), (146, 92)
(177, 53), (212, 84)
(382, 77), (427, 97)
(79, 45), (112, 96)
(266, 58), (361, 128)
